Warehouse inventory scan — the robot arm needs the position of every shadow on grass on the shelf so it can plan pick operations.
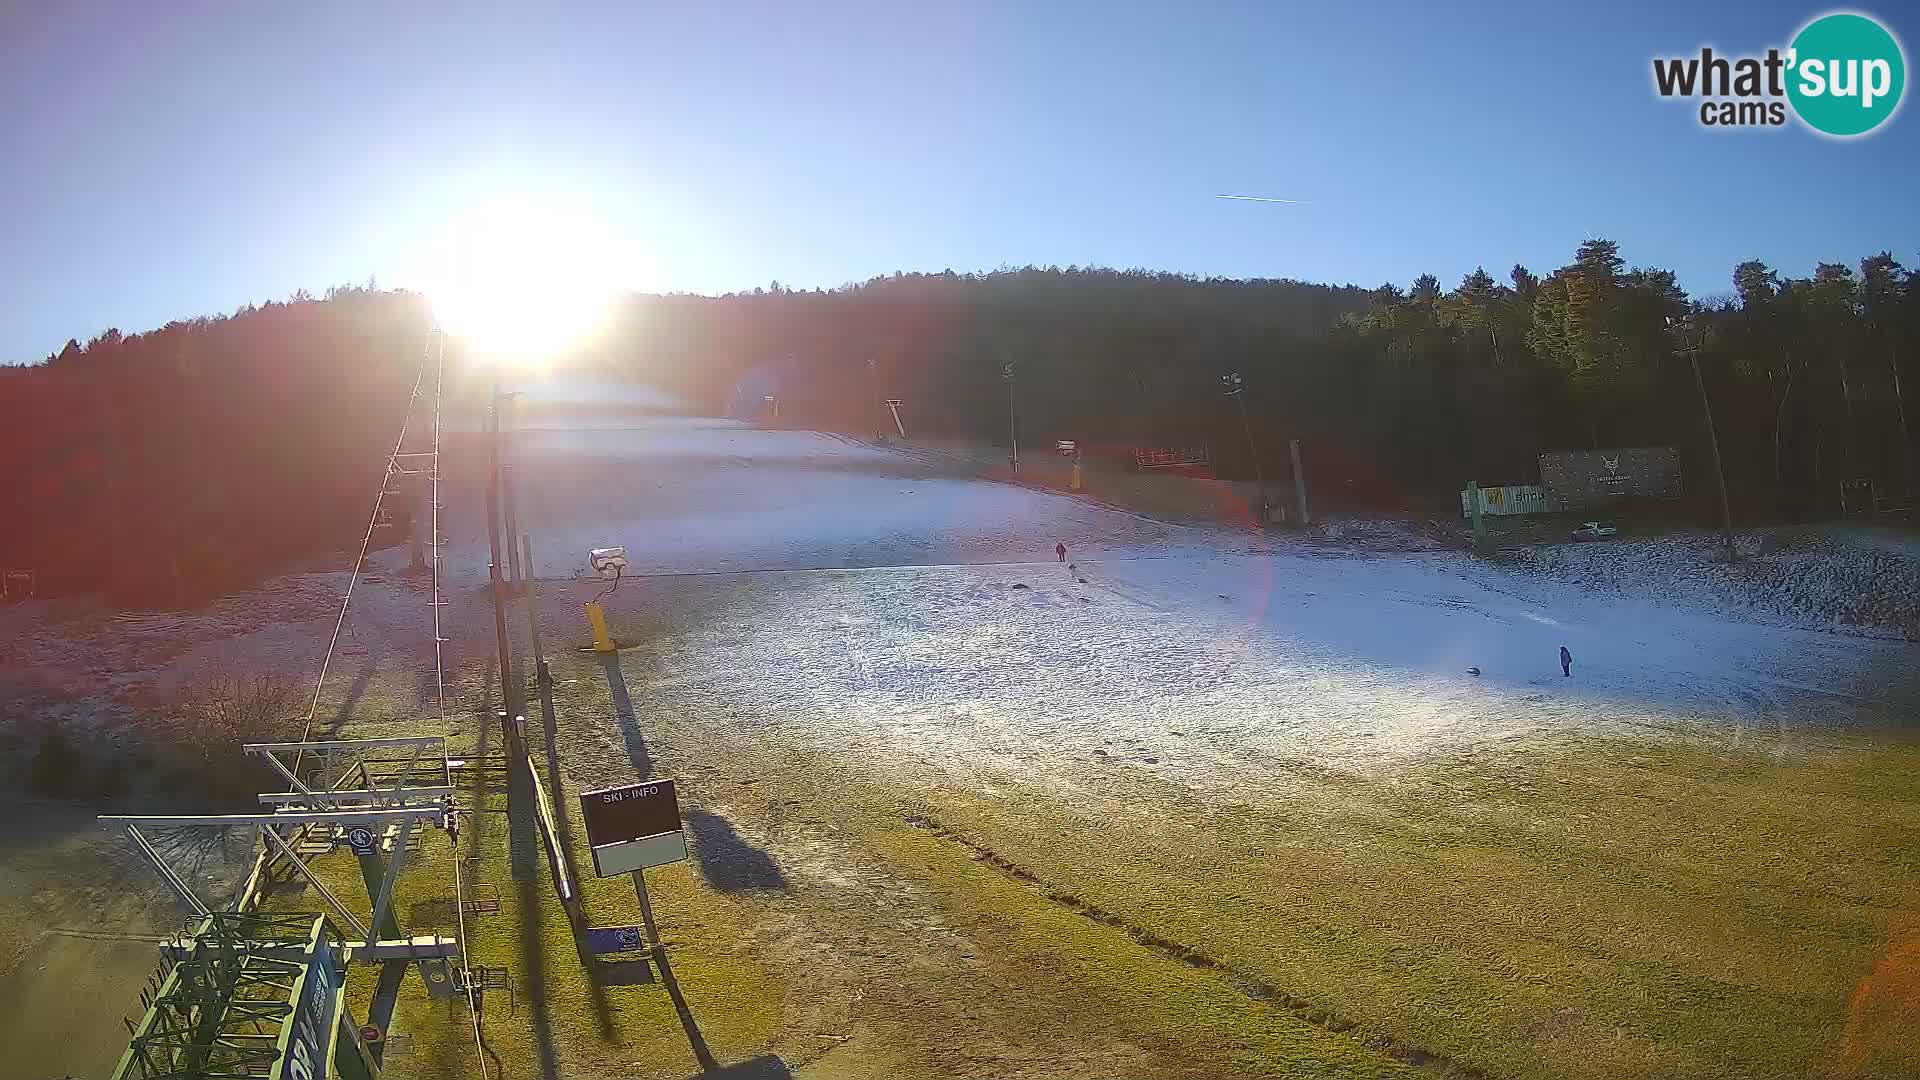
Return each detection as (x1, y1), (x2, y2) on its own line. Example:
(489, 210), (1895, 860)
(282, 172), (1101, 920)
(321, 659), (374, 737)
(656, 950), (720, 1072)
(596, 653), (651, 779)
(514, 873), (562, 1080)
(685, 1056), (794, 1079)
(592, 955), (655, 985)
(686, 809), (785, 893)
(364, 959), (407, 1070)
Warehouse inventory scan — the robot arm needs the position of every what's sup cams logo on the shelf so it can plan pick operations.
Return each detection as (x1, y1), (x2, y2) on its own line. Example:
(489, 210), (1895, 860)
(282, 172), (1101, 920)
(1653, 11), (1906, 136)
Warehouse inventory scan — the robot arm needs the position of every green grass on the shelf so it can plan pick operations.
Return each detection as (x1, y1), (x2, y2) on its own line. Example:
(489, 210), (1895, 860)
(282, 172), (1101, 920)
(277, 645), (1920, 1080)
(912, 732), (1920, 1080)
(866, 824), (1414, 1078)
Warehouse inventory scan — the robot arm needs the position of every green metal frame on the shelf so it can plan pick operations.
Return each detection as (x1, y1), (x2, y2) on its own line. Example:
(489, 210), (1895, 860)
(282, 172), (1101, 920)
(110, 912), (333, 1080)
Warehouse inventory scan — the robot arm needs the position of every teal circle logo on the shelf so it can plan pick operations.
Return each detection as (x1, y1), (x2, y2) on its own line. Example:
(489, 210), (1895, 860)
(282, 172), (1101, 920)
(1787, 13), (1906, 136)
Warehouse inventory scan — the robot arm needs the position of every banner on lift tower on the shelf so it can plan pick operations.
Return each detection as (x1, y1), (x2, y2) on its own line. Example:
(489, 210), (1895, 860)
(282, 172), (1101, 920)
(580, 779), (687, 877)
(276, 922), (342, 1080)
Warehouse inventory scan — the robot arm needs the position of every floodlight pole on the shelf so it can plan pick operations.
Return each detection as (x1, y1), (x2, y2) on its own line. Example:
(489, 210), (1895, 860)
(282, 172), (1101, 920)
(1004, 362), (1019, 473)
(1223, 372), (1269, 525)
(500, 390), (525, 593)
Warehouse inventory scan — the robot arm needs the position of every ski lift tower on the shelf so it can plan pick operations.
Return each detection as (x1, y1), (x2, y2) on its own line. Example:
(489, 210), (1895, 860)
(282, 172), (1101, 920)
(100, 736), (471, 1078)
(110, 911), (382, 1080)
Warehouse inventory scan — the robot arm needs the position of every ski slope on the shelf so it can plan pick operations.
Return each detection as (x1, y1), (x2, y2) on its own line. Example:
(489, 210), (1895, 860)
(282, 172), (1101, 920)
(465, 384), (1912, 784)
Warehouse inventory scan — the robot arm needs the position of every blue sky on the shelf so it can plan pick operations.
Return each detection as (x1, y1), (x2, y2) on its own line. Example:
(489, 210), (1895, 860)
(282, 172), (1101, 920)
(3, 0), (1915, 361)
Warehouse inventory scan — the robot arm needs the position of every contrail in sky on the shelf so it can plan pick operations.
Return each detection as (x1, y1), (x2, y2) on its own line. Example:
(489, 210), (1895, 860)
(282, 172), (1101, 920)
(1214, 193), (1311, 204)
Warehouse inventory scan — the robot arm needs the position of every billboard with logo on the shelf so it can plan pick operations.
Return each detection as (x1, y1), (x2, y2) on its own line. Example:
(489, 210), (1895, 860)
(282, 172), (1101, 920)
(1460, 484), (1557, 518)
(1538, 447), (1683, 506)
(276, 922), (341, 1080)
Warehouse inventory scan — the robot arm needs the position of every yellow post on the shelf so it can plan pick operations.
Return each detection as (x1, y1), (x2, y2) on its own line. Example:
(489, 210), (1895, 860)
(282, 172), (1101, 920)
(586, 601), (616, 653)
(1071, 460), (1083, 491)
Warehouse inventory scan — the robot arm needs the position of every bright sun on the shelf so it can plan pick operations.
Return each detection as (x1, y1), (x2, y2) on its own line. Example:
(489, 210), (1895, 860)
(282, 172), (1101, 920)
(426, 194), (624, 361)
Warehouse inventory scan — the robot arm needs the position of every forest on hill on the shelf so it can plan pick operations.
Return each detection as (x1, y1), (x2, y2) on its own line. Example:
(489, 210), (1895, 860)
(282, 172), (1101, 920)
(617, 246), (1917, 519)
(3, 242), (1915, 606)
(0, 286), (429, 604)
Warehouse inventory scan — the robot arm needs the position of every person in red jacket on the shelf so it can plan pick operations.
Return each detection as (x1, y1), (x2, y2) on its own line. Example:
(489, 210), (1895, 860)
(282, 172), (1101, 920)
(1056, 542), (1067, 563)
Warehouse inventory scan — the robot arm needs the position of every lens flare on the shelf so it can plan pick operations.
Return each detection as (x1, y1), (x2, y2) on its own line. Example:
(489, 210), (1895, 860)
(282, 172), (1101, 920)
(426, 193), (623, 363)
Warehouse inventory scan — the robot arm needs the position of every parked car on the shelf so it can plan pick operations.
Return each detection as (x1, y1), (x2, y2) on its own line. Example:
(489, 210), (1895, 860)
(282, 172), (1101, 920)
(1570, 520), (1619, 542)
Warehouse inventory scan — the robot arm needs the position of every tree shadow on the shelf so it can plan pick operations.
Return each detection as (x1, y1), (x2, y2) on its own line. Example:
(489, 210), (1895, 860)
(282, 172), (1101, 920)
(321, 660), (374, 737)
(685, 809), (785, 893)
(596, 653), (651, 779)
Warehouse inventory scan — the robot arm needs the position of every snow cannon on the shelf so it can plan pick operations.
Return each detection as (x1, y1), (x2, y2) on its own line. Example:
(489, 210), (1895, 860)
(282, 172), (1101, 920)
(589, 546), (628, 579)
(585, 546), (627, 653)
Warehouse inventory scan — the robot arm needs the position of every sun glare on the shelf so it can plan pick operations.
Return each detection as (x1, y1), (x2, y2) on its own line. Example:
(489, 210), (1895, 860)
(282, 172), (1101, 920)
(426, 195), (624, 362)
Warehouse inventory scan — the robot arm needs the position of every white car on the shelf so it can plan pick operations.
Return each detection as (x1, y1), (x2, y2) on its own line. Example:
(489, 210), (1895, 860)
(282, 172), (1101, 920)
(1570, 520), (1619, 542)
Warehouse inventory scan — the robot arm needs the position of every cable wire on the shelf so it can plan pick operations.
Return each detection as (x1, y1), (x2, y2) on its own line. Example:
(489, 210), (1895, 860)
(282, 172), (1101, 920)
(289, 350), (430, 781)
(427, 330), (492, 1080)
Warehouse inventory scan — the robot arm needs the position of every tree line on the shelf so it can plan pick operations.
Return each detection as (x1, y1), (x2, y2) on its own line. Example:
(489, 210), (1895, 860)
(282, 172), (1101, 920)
(611, 247), (1916, 518)
(0, 285), (429, 604)
(3, 245), (1914, 605)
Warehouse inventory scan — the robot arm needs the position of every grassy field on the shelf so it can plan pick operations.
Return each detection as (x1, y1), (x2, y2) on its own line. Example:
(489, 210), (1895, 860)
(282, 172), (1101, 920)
(0, 800), (198, 1080)
(905, 733), (1920, 1080)
(258, 616), (1920, 1080)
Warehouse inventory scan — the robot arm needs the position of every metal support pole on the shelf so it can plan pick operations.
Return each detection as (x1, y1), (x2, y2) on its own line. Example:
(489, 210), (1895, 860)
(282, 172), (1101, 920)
(503, 464), (523, 592)
(125, 825), (211, 917)
(1009, 388), (1020, 473)
(259, 826), (371, 942)
(356, 848), (403, 943)
(1289, 438), (1310, 526)
(364, 815), (417, 943)
(631, 868), (661, 953)
(252, 747), (321, 799)
(500, 389), (524, 592)
(522, 535), (548, 682)
(1236, 392), (1268, 524)
(484, 370), (523, 756)
(1004, 362), (1019, 473)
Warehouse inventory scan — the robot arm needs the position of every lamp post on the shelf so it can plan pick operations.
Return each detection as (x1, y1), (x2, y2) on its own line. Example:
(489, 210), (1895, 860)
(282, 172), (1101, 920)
(1003, 361), (1020, 473)
(1222, 372), (1269, 524)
